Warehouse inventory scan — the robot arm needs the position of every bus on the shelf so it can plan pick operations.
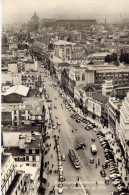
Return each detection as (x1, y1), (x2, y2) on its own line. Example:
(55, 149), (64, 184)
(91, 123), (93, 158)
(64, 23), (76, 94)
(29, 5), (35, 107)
(69, 149), (80, 169)
(91, 144), (97, 155)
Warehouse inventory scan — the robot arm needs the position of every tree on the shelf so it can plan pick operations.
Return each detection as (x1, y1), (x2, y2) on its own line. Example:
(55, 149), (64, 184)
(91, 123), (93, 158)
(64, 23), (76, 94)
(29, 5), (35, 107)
(48, 43), (54, 50)
(105, 53), (117, 63)
(120, 53), (129, 64)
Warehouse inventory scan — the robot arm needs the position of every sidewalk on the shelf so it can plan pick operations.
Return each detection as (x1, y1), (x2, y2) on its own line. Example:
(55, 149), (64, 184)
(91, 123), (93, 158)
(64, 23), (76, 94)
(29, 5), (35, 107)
(42, 95), (58, 195)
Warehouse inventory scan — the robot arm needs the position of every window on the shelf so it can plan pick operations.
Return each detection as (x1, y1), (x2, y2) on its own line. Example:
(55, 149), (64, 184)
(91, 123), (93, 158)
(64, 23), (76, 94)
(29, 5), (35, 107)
(29, 149), (32, 154)
(14, 110), (16, 114)
(32, 149), (35, 154)
(21, 116), (25, 120)
(35, 149), (39, 154)
(82, 75), (85, 81)
(26, 149), (29, 154)
(26, 156), (29, 161)
(32, 156), (36, 161)
(14, 116), (17, 120)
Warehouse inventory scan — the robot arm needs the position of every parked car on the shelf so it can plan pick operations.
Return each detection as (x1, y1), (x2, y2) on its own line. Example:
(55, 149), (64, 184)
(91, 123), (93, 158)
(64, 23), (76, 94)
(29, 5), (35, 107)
(58, 186), (63, 194)
(100, 169), (106, 177)
(61, 154), (66, 161)
(85, 126), (90, 131)
(76, 119), (81, 123)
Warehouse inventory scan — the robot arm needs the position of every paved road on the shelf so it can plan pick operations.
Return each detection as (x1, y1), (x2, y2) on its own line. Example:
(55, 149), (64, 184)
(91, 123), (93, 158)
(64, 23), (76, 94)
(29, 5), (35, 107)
(40, 68), (117, 195)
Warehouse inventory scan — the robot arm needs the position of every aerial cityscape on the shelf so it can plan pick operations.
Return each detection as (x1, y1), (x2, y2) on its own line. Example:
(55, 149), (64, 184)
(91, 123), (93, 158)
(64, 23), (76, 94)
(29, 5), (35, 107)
(1, 0), (129, 195)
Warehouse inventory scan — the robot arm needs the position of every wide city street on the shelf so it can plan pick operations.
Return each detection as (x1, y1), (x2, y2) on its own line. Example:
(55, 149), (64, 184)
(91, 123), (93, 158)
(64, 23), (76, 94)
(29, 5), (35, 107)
(41, 68), (116, 195)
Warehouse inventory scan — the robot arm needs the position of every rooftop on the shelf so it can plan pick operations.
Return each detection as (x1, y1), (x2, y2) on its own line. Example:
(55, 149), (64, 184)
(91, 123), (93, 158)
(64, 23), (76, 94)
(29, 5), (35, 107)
(25, 135), (41, 149)
(1, 153), (10, 168)
(54, 40), (76, 46)
(4, 147), (25, 157)
(2, 123), (41, 132)
(4, 85), (29, 97)
(4, 135), (41, 155)
(1, 105), (13, 112)
(88, 52), (111, 58)
(90, 92), (108, 104)
(16, 164), (38, 181)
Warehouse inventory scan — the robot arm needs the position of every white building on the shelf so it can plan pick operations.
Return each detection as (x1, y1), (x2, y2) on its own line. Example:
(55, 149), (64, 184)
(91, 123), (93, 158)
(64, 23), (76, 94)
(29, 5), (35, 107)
(54, 40), (76, 60)
(102, 80), (114, 96)
(1, 148), (39, 195)
(1, 149), (16, 195)
(3, 131), (41, 168)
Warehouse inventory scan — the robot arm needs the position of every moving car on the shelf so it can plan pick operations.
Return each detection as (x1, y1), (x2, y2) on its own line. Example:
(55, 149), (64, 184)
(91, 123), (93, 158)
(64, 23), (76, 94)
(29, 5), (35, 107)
(57, 121), (61, 125)
(75, 143), (86, 150)
(91, 144), (97, 155)
(90, 158), (94, 163)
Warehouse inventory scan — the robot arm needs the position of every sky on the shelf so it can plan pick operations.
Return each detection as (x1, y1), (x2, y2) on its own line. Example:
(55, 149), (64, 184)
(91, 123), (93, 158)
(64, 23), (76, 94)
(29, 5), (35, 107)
(1, 0), (129, 23)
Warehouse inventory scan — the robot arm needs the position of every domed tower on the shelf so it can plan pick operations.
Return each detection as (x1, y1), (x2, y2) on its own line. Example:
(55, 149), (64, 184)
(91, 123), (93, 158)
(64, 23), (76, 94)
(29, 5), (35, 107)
(30, 12), (39, 31)
(31, 12), (39, 23)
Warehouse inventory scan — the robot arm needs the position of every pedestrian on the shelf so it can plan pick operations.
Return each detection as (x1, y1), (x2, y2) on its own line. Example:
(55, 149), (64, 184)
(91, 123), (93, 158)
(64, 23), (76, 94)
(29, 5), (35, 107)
(96, 164), (97, 168)
(52, 164), (54, 168)
(59, 129), (60, 133)
(96, 181), (98, 185)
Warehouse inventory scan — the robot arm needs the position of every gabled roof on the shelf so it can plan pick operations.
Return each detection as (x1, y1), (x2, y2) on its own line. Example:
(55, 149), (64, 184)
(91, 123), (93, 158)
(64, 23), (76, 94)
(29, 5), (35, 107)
(4, 85), (29, 97)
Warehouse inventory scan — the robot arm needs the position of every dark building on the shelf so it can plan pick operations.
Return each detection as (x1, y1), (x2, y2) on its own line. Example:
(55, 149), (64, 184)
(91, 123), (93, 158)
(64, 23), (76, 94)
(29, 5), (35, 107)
(95, 69), (129, 86)
(43, 19), (96, 29)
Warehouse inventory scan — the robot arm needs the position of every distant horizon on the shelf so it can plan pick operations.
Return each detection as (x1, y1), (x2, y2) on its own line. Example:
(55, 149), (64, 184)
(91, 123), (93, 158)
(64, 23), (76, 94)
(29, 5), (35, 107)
(2, 0), (129, 24)
(2, 13), (129, 26)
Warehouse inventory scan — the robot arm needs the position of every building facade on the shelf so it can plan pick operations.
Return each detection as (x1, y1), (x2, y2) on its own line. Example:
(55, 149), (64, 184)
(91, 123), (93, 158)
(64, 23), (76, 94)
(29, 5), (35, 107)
(116, 93), (129, 169)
